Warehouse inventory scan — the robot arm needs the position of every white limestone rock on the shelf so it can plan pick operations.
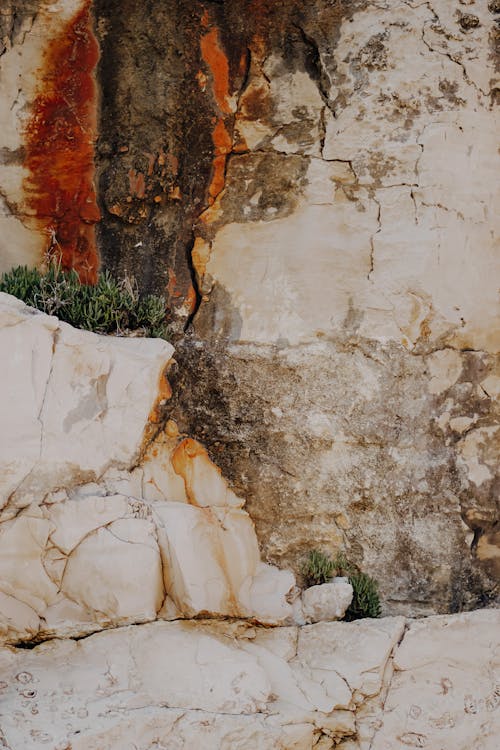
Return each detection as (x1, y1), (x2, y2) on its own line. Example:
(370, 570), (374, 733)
(60, 518), (164, 625)
(154, 500), (294, 623)
(300, 579), (353, 624)
(0, 293), (174, 514)
(0, 618), (379, 749)
(0, 611), (496, 749)
(369, 610), (500, 750)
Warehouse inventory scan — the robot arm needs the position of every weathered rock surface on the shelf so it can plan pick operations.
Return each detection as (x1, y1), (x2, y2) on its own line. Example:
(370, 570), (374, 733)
(0, 292), (174, 515)
(0, 610), (497, 749)
(169, 0), (500, 611)
(1, 0), (499, 614)
(0, 294), (296, 641)
(299, 579), (353, 625)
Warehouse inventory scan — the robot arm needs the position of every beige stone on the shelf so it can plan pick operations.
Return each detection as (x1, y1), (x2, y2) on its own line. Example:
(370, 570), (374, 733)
(0, 294), (174, 514)
(61, 519), (164, 625)
(300, 579), (353, 624)
(154, 501), (294, 623)
(1, 611), (496, 749)
(370, 611), (500, 750)
(198, 2), (500, 352)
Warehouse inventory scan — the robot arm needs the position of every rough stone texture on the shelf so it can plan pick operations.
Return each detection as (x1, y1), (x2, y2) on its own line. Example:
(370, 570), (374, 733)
(299, 579), (353, 624)
(0, 0), (499, 615)
(0, 294), (296, 641)
(0, 610), (497, 749)
(168, 0), (500, 613)
(0, 292), (174, 515)
(0, 0), (100, 282)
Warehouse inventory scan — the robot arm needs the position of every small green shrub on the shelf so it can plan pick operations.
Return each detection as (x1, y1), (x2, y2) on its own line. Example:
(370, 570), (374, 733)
(302, 549), (335, 587)
(344, 571), (382, 621)
(332, 552), (381, 620)
(0, 264), (169, 340)
(303, 549), (381, 620)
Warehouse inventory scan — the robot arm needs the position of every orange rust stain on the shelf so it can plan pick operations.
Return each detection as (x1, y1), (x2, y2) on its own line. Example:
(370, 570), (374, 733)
(171, 438), (207, 505)
(23, 1), (100, 283)
(184, 284), (198, 316)
(199, 14), (234, 207)
(209, 119), (232, 201)
(128, 169), (146, 199)
(200, 27), (231, 115)
(201, 9), (210, 29)
(167, 268), (182, 299)
(148, 367), (173, 424)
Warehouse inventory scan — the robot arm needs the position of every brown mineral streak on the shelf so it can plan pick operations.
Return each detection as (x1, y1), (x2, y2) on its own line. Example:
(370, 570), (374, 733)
(23, 0), (100, 282)
(199, 10), (233, 205)
(148, 368), (174, 424)
(171, 438), (207, 505)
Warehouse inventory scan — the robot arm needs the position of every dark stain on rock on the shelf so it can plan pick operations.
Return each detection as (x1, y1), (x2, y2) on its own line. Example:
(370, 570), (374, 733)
(167, 330), (499, 615)
(92, 0), (359, 327)
(203, 152), (310, 234)
(458, 13), (481, 32)
(0, 0), (39, 57)
(23, 0), (100, 282)
(0, 147), (26, 166)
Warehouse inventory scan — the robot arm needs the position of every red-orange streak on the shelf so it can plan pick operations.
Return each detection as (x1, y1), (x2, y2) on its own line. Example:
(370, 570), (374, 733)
(200, 27), (231, 115)
(23, 1), (100, 283)
(199, 19), (233, 205)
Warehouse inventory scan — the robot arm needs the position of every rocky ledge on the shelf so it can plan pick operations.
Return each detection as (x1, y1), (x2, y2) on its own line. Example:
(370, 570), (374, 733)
(0, 610), (498, 749)
(0, 294), (498, 749)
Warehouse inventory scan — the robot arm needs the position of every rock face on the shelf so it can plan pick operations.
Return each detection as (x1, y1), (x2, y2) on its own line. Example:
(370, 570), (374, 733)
(0, 293), (299, 643)
(0, 298), (498, 749)
(168, 0), (500, 612)
(0, 610), (498, 749)
(0, 0), (499, 613)
(1, 5), (499, 746)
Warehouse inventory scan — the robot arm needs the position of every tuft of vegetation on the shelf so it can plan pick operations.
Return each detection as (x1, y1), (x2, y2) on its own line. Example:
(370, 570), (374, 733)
(0, 263), (169, 339)
(344, 571), (382, 620)
(303, 549), (381, 620)
(302, 549), (335, 587)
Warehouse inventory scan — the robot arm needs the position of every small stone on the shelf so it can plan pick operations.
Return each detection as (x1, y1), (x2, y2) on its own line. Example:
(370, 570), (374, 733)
(301, 578), (353, 623)
(459, 13), (480, 29)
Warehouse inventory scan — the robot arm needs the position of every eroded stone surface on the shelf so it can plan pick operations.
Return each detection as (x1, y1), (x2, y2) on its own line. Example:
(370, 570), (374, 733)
(369, 610), (500, 750)
(0, 293), (174, 515)
(172, 0), (500, 612)
(0, 610), (497, 750)
(0, 294), (297, 640)
(1, 0), (499, 618)
(299, 579), (353, 625)
(0, 0), (100, 280)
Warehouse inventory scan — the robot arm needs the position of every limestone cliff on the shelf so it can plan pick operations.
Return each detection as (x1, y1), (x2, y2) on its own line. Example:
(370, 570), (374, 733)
(0, 294), (498, 750)
(0, 0), (499, 619)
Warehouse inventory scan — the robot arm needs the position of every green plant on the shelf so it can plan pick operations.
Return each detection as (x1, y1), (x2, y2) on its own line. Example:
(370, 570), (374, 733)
(343, 570), (382, 621)
(302, 549), (382, 620)
(332, 552), (381, 620)
(0, 263), (169, 340)
(302, 549), (335, 587)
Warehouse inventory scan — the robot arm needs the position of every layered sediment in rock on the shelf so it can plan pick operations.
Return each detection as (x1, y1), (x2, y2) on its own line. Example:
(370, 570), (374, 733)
(0, 610), (498, 750)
